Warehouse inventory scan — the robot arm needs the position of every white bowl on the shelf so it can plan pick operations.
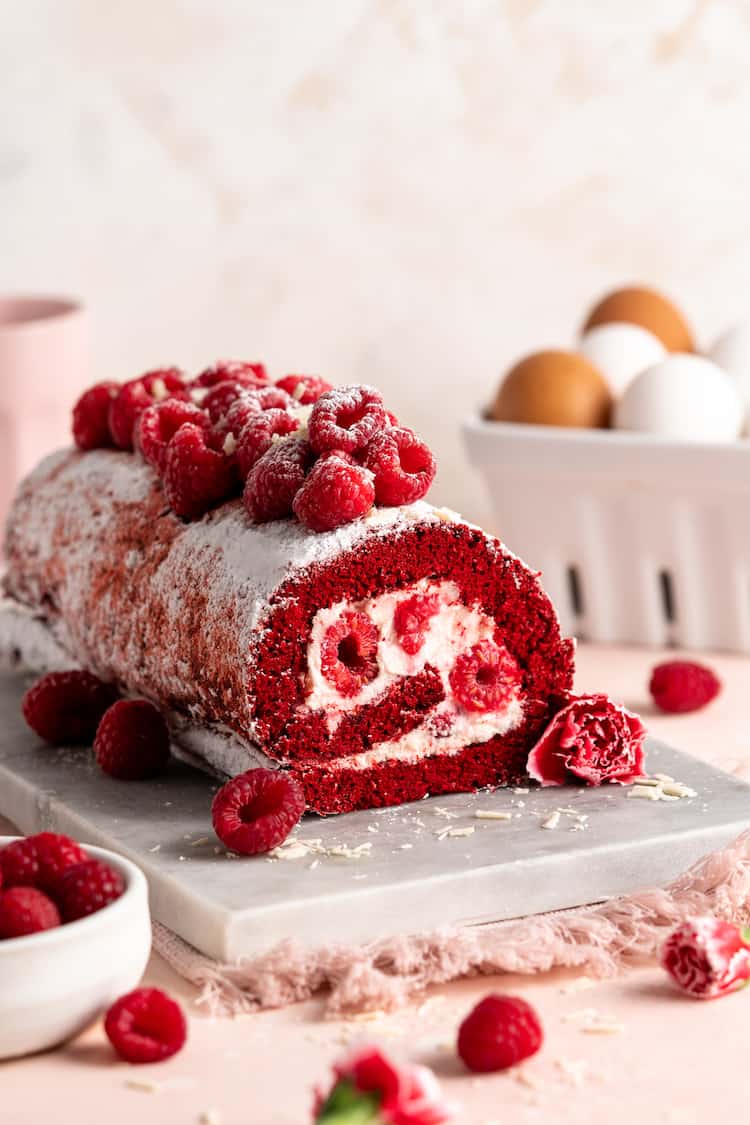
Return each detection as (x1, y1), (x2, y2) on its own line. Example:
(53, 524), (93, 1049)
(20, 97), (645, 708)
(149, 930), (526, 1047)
(0, 837), (151, 1059)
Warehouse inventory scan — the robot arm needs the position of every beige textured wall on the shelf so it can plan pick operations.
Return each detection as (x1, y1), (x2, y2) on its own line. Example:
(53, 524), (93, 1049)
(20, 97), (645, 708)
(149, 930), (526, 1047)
(3, 1), (750, 522)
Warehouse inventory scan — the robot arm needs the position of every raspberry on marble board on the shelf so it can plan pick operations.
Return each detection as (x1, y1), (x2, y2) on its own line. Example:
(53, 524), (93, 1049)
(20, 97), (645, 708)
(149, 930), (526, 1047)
(211, 768), (305, 855)
(22, 671), (119, 746)
(94, 699), (170, 780)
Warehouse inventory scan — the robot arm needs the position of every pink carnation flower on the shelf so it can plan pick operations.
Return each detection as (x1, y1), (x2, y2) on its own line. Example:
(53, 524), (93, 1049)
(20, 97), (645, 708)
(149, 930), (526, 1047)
(662, 917), (750, 1000)
(527, 693), (646, 787)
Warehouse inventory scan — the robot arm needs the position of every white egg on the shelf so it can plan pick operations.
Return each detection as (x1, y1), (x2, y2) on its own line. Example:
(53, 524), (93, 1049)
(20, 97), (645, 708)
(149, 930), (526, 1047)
(579, 322), (666, 396)
(709, 321), (750, 430)
(614, 354), (743, 441)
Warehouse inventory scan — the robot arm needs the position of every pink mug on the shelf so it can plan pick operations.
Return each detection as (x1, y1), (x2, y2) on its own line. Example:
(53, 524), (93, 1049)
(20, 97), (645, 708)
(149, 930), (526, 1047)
(0, 296), (89, 532)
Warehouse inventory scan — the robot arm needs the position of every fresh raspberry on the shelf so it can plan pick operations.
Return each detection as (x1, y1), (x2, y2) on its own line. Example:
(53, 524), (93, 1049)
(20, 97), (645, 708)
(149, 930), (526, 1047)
(164, 422), (238, 519)
(0, 832), (85, 891)
(31, 832), (89, 892)
(457, 994), (543, 1072)
(364, 426), (437, 506)
(72, 382), (120, 450)
(649, 661), (721, 714)
(449, 640), (521, 713)
(293, 453), (375, 532)
(54, 858), (124, 921)
(0, 838), (38, 888)
(109, 369), (186, 450)
(0, 886), (61, 939)
(394, 593), (440, 656)
(235, 409), (300, 479)
(194, 360), (268, 389)
(105, 987), (187, 1064)
(211, 768), (305, 855)
(320, 610), (380, 696)
(94, 699), (170, 780)
(244, 438), (314, 523)
(202, 380), (250, 424)
(275, 374), (332, 404)
(135, 399), (209, 476)
(308, 384), (386, 455)
(213, 386), (294, 442)
(22, 670), (119, 745)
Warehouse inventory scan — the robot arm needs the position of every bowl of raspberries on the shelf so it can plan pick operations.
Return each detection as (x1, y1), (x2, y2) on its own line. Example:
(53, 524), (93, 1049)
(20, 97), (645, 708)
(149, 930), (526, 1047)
(0, 832), (151, 1059)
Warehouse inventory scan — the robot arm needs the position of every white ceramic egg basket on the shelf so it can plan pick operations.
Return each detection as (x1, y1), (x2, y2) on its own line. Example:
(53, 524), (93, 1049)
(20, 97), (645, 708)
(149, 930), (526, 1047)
(463, 416), (750, 652)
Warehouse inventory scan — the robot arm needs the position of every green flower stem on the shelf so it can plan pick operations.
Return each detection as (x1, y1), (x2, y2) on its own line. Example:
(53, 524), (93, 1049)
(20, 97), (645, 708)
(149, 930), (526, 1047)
(316, 1080), (382, 1125)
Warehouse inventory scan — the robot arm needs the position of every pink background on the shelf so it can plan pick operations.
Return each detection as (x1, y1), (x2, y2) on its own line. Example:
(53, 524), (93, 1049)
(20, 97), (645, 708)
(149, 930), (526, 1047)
(1, 642), (746, 1124)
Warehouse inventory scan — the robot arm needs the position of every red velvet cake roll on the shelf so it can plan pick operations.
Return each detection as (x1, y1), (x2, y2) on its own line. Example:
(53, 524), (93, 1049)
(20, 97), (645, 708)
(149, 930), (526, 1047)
(2, 449), (574, 813)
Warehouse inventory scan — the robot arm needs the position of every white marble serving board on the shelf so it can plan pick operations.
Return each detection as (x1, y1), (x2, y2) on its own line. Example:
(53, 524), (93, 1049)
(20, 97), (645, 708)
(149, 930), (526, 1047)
(0, 672), (748, 962)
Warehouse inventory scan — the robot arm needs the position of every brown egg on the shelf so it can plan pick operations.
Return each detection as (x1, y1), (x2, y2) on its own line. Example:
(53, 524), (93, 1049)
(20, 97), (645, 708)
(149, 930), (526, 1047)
(489, 350), (612, 428)
(582, 285), (694, 353)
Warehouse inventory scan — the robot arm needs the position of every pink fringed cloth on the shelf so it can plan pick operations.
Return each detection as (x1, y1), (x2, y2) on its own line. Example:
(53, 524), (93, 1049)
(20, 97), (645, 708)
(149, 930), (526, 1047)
(153, 831), (750, 1017)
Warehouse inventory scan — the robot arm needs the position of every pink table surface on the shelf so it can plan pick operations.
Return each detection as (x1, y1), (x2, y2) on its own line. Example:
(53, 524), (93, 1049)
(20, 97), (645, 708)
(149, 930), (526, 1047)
(3, 643), (749, 1124)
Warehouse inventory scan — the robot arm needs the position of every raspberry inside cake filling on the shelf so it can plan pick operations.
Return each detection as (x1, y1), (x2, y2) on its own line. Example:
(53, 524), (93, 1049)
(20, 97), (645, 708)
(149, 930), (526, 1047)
(305, 580), (525, 768)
